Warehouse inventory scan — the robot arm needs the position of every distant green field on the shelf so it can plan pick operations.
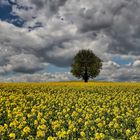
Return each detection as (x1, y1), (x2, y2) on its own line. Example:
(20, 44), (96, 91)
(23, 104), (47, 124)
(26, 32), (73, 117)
(0, 82), (140, 139)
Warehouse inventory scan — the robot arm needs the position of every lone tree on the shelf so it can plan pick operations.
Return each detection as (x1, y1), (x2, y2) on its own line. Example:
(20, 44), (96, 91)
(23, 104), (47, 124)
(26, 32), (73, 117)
(71, 49), (102, 82)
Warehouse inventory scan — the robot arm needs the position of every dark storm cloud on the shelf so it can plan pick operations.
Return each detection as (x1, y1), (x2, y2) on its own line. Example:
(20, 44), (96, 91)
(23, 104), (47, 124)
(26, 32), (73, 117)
(8, 54), (43, 74)
(77, 8), (113, 32)
(105, 0), (140, 55)
(0, 51), (43, 75)
(34, 36), (76, 67)
(73, 0), (140, 56)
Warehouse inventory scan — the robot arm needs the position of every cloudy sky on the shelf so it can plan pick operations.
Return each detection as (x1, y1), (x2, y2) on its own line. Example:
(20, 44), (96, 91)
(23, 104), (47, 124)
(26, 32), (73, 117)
(0, 0), (140, 82)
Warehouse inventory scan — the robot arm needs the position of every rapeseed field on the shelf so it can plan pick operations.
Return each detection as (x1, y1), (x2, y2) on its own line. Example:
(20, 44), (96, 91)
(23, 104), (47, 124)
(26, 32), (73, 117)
(0, 82), (140, 140)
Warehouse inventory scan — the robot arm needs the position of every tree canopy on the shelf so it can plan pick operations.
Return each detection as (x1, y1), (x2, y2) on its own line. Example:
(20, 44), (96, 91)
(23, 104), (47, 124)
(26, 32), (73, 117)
(71, 49), (102, 82)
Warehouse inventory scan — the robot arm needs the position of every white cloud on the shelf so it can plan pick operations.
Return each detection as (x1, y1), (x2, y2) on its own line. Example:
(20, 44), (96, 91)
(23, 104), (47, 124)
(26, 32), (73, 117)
(0, 72), (75, 82)
(133, 60), (140, 67)
(0, 0), (140, 81)
(99, 61), (140, 81)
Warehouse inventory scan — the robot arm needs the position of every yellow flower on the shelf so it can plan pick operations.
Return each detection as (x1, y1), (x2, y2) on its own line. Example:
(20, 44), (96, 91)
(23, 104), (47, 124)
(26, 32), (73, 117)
(95, 118), (101, 123)
(100, 133), (105, 139)
(72, 111), (78, 117)
(0, 125), (5, 134)
(97, 123), (103, 128)
(47, 136), (57, 140)
(27, 114), (32, 118)
(109, 122), (114, 128)
(57, 131), (67, 138)
(36, 130), (45, 138)
(23, 126), (31, 135)
(41, 118), (46, 124)
(37, 124), (47, 130)
(84, 121), (90, 126)
(114, 123), (119, 129)
(95, 133), (100, 139)
(10, 120), (18, 128)
(130, 134), (138, 140)
(52, 121), (60, 130)
(126, 129), (131, 136)
(18, 124), (23, 129)
(9, 133), (16, 139)
(73, 128), (76, 132)
(23, 117), (26, 121)
(34, 120), (38, 126)
(78, 118), (83, 123)
(80, 131), (86, 137)
(22, 120), (27, 125)
(95, 133), (105, 140)
(4, 124), (8, 130)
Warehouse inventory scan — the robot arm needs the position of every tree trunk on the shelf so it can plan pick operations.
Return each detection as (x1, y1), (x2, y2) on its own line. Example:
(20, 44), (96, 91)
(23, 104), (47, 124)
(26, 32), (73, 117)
(84, 78), (88, 82)
(84, 66), (88, 82)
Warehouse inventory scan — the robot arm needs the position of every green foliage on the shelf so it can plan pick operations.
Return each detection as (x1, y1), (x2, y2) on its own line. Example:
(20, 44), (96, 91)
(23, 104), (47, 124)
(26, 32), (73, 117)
(71, 49), (102, 82)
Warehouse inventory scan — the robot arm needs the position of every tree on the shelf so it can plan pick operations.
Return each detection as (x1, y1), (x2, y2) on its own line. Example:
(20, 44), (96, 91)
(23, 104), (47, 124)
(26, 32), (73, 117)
(71, 49), (102, 82)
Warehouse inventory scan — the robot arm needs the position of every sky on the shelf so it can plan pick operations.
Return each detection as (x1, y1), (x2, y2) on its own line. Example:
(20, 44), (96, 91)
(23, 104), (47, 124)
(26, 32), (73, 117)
(0, 0), (140, 82)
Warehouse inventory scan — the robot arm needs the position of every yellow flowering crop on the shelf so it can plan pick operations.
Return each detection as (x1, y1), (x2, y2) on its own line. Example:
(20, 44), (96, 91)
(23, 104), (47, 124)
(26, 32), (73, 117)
(0, 82), (140, 139)
(36, 130), (45, 138)
(9, 133), (16, 139)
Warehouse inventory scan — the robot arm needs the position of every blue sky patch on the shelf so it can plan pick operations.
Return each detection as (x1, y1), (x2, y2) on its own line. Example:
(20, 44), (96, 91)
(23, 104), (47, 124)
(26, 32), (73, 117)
(0, 4), (25, 27)
(112, 56), (133, 65)
(47, 64), (70, 73)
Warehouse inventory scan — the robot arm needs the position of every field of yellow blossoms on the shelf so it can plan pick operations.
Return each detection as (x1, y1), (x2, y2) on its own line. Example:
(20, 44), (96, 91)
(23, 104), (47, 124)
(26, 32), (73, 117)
(0, 82), (140, 140)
